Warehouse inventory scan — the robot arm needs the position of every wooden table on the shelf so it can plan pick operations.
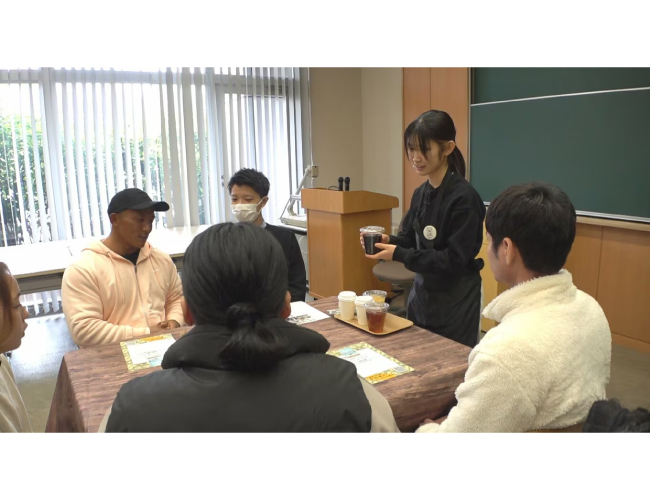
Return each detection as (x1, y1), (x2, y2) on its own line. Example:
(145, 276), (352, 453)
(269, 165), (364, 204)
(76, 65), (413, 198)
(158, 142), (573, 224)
(45, 298), (470, 433)
(310, 298), (470, 431)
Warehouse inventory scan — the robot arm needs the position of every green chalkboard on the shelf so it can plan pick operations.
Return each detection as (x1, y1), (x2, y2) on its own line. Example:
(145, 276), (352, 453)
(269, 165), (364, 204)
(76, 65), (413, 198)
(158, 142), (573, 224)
(473, 68), (650, 104)
(469, 88), (650, 220)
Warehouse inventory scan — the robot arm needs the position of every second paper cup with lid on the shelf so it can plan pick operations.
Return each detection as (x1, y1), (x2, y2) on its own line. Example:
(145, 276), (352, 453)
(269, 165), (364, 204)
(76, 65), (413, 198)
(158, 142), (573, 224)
(354, 296), (374, 326)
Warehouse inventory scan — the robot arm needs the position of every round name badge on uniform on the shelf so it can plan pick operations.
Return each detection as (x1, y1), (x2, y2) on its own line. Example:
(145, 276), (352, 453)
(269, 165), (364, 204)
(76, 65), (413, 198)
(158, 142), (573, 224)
(424, 225), (437, 241)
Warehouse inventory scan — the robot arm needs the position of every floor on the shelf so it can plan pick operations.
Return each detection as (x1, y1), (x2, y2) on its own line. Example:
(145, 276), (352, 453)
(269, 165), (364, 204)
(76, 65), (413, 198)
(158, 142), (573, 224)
(9, 314), (77, 432)
(8, 312), (650, 432)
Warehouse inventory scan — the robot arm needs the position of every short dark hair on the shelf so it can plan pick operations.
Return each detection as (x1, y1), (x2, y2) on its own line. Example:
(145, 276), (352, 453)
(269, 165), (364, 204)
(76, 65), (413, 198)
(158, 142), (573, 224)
(227, 169), (270, 198)
(181, 222), (288, 371)
(485, 182), (576, 275)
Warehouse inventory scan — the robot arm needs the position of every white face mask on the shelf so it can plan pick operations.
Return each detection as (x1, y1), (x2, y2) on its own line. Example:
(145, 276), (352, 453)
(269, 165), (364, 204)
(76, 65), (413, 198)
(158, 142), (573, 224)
(231, 198), (265, 223)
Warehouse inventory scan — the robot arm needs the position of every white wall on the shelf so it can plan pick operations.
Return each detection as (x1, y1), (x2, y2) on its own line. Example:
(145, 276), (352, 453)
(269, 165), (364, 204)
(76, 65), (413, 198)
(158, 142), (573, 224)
(361, 68), (403, 227)
(309, 67), (403, 229)
(309, 68), (363, 190)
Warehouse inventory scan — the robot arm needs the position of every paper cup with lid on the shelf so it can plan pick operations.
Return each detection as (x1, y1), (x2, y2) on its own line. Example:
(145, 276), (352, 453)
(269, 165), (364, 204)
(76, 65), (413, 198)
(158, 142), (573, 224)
(338, 291), (357, 320)
(354, 296), (374, 326)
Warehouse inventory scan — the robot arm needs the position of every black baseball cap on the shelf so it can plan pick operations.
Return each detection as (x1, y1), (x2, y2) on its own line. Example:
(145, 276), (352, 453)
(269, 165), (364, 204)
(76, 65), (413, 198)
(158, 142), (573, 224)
(107, 188), (170, 216)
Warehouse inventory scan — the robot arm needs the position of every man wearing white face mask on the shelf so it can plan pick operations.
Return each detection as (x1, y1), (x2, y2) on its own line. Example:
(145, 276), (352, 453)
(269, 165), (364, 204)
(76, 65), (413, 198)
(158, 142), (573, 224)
(228, 169), (307, 303)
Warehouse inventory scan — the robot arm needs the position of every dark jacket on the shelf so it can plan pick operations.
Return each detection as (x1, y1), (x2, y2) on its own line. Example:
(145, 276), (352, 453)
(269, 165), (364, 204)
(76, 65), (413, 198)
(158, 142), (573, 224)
(583, 399), (650, 432)
(265, 224), (307, 303)
(391, 172), (485, 277)
(389, 172), (486, 347)
(105, 320), (397, 432)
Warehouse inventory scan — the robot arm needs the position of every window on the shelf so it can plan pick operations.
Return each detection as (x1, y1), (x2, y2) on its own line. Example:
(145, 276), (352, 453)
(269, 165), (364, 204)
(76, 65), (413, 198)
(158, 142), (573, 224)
(0, 67), (311, 245)
(0, 67), (311, 314)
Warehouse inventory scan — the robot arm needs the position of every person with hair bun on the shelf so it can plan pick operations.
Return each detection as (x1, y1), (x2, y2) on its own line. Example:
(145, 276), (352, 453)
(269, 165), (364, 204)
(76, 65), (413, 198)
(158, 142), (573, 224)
(101, 223), (398, 432)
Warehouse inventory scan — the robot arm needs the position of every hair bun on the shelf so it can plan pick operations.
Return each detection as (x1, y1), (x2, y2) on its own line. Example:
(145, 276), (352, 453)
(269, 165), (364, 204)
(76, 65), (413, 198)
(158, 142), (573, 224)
(225, 303), (259, 329)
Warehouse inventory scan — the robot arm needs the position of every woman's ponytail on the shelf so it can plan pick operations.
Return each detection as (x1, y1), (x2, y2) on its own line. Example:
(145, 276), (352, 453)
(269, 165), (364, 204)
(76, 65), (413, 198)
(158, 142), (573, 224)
(181, 223), (291, 372)
(219, 303), (288, 371)
(448, 145), (466, 179)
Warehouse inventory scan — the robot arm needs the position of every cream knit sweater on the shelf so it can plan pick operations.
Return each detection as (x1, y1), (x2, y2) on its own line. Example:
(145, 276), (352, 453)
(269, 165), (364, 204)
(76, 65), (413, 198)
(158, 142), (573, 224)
(417, 270), (611, 433)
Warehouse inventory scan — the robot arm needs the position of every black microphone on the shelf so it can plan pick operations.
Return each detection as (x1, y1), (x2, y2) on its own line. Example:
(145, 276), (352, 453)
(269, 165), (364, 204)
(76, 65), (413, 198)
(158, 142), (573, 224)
(338, 176), (344, 191)
(344, 177), (350, 191)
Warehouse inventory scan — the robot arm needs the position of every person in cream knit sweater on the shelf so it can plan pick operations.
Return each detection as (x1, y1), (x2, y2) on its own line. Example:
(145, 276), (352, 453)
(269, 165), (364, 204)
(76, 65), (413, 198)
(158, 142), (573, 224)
(417, 182), (611, 433)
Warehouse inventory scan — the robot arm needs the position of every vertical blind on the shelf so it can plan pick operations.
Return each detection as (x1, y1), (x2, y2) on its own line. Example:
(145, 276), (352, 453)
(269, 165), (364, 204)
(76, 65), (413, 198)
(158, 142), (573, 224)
(0, 67), (312, 314)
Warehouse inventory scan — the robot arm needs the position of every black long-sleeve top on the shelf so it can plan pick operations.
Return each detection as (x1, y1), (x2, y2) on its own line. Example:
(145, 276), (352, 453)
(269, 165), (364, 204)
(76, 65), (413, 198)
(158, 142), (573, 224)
(265, 223), (307, 302)
(390, 173), (486, 276)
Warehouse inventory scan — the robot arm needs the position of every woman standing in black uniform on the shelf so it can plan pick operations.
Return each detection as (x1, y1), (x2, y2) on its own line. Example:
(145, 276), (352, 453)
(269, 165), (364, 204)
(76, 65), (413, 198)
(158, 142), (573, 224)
(364, 110), (485, 348)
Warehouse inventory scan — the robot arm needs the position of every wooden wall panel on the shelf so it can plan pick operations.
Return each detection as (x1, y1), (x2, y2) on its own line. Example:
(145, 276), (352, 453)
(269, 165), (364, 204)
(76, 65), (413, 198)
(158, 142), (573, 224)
(402, 68), (430, 212)
(612, 333), (650, 354)
(402, 68), (471, 212)
(564, 224), (603, 299)
(430, 68), (470, 176)
(597, 227), (650, 344)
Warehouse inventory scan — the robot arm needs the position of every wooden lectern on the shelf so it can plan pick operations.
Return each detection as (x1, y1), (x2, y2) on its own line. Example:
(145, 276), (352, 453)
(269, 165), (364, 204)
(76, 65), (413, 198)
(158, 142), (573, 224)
(302, 189), (400, 299)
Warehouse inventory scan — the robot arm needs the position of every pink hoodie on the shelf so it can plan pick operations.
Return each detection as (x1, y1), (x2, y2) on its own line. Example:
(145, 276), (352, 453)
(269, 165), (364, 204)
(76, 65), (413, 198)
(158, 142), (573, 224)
(62, 239), (184, 347)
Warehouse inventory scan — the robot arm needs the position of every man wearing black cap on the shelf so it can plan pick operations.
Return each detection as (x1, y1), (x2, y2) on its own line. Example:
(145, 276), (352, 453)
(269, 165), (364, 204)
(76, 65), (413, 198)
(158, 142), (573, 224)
(62, 188), (184, 347)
